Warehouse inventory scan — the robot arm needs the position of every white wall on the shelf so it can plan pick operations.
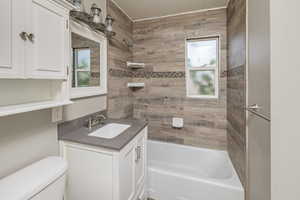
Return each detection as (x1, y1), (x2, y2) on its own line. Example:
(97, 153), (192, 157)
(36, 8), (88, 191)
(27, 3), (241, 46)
(0, 110), (58, 178)
(63, 95), (107, 121)
(271, 0), (300, 199)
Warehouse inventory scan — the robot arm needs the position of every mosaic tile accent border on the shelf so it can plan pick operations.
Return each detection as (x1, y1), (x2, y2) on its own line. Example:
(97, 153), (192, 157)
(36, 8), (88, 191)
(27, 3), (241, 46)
(109, 69), (132, 78)
(109, 69), (185, 79)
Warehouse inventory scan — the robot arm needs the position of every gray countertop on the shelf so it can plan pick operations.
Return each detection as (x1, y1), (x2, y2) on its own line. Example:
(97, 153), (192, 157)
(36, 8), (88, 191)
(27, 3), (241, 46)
(58, 119), (148, 151)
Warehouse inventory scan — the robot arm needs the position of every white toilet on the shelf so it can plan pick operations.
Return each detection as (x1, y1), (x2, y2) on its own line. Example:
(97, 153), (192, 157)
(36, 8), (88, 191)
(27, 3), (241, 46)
(0, 157), (67, 200)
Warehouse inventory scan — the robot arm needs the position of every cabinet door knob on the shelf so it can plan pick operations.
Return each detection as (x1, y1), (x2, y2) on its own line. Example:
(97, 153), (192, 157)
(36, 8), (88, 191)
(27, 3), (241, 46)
(19, 32), (27, 41)
(140, 146), (142, 161)
(135, 147), (139, 163)
(27, 33), (35, 42)
(135, 146), (142, 162)
(138, 146), (142, 161)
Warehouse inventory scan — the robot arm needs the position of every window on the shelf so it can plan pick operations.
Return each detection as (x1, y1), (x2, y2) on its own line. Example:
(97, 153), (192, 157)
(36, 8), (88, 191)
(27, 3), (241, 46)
(185, 37), (219, 98)
(73, 48), (91, 87)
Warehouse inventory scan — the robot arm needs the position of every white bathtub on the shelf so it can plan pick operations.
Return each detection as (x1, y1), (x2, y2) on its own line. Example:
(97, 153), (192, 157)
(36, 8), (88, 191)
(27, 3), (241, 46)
(147, 140), (244, 200)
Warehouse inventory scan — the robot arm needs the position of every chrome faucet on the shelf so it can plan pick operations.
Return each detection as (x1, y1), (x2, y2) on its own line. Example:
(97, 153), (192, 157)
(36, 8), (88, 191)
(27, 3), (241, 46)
(86, 114), (107, 132)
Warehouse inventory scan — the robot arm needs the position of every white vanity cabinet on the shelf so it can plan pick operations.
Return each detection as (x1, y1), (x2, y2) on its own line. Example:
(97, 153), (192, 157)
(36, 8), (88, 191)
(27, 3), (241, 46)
(60, 127), (148, 200)
(0, 0), (73, 79)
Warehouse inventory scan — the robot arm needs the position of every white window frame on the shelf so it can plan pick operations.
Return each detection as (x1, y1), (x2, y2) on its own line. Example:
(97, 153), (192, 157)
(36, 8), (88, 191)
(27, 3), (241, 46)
(185, 36), (220, 99)
(70, 20), (107, 99)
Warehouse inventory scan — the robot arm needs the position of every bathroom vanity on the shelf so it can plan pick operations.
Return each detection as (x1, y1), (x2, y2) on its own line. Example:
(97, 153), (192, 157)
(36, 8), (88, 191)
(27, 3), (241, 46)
(59, 119), (148, 200)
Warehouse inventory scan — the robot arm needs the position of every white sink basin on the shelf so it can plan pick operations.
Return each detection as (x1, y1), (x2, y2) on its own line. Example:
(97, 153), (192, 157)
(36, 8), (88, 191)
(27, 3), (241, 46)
(88, 123), (131, 139)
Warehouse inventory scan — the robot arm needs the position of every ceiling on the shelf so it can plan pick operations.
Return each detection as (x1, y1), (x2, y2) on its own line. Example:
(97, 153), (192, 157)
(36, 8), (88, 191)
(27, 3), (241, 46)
(112, 0), (228, 21)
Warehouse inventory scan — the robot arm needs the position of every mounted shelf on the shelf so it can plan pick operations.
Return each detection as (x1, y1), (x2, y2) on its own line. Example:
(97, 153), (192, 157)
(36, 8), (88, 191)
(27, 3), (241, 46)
(0, 100), (73, 117)
(127, 83), (145, 88)
(127, 62), (145, 69)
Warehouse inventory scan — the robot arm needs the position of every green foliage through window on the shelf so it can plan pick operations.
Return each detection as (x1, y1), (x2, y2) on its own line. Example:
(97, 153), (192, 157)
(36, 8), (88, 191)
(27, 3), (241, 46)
(72, 48), (91, 87)
(186, 37), (219, 97)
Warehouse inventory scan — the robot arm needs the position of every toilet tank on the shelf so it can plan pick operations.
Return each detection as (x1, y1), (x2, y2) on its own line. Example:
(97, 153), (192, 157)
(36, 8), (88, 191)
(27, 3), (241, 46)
(0, 157), (67, 200)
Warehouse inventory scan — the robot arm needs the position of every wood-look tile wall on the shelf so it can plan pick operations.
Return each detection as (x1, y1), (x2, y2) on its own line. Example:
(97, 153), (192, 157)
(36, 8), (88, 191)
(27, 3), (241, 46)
(107, 0), (134, 118)
(227, 0), (247, 187)
(131, 9), (228, 150)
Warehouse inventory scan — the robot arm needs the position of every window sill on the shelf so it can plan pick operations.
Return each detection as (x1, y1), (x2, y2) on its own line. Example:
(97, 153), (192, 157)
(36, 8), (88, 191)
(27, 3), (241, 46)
(71, 87), (107, 99)
(187, 95), (219, 100)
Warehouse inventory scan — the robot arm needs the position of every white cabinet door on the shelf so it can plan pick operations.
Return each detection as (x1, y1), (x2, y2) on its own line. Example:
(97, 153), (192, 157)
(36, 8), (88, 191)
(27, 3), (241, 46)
(65, 146), (113, 200)
(135, 129), (147, 192)
(0, 0), (25, 78)
(120, 143), (136, 200)
(26, 0), (68, 79)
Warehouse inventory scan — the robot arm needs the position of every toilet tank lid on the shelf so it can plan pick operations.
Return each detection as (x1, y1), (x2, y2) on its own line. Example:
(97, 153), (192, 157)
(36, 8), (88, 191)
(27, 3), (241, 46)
(0, 156), (67, 200)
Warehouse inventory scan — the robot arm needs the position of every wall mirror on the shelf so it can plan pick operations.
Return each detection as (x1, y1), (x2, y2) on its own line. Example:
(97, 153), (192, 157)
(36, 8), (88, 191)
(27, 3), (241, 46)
(70, 20), (107, 99)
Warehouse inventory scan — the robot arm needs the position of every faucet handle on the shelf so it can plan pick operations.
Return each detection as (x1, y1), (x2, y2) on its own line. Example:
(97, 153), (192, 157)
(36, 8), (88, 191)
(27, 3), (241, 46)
(85, 117), (93, 132)
(85, 116), (92, 123)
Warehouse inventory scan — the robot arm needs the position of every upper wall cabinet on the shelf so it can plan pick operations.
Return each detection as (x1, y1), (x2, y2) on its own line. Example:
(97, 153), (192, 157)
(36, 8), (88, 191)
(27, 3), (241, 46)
(26, 0), (70, 79)
(0, 0), (26, 78)
(0, 0), (75, 118)
(0, 0), (74, 80)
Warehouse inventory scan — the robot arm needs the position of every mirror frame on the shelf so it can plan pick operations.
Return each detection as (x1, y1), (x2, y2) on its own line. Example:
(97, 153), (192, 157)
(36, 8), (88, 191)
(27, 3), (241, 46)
(69, 20), (107, 99)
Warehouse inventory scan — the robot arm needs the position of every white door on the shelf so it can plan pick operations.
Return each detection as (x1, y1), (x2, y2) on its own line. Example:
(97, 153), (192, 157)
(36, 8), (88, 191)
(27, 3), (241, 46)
(26, 0), (68, 79)
(0, 0), (26, 78)
(120, 143), (136, 200)
(135, 130), (147, 191)
(247, 0), (270, 199)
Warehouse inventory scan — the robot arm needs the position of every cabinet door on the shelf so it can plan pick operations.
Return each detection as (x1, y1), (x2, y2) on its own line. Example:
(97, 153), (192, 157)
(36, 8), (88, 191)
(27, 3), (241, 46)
(26, 0), (68, 79)
(120, 143), (136, 200)
(135, 129), (147, 192)
(0, 0), (25, 78)
(65, 146), (113, 200)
